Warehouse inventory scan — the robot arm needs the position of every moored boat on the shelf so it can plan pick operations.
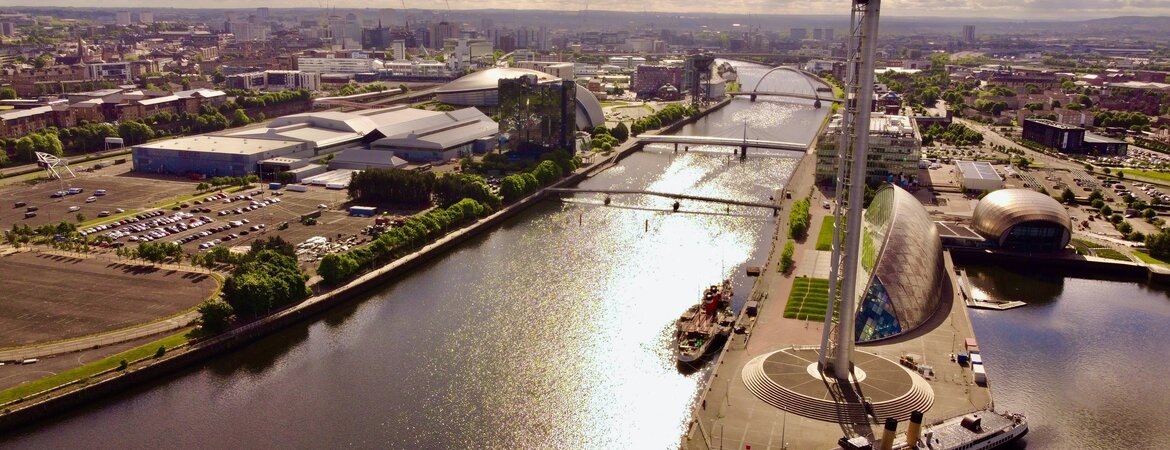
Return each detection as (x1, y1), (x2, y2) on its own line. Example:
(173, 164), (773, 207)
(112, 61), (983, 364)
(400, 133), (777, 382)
(674, 279), (734, 363)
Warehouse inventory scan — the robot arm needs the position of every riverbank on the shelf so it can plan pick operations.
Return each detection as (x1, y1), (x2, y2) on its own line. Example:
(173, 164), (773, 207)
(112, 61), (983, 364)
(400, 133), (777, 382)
(0, 97), (736, 434)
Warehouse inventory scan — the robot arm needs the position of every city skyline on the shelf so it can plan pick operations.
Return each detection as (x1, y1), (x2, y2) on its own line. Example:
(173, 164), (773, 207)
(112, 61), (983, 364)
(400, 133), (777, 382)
(6, 1), (1170, 21)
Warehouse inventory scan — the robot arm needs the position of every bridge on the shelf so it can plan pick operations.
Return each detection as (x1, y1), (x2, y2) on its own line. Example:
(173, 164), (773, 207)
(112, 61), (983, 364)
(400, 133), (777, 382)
(546, 188), (779, 211)
(727, 91), (843, 104)
(637, 134), (808, 152)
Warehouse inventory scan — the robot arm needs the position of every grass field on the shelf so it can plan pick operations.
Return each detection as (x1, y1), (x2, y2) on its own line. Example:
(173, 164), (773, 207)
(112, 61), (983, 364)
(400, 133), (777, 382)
(0, 332), (191, 405)
(784, 277), (831, 321)
(815, 216), (835, 251)
(1118, 170), (1170, 184)
(1093, 248), (1130, 261)
(1134, 251), (1170, 266)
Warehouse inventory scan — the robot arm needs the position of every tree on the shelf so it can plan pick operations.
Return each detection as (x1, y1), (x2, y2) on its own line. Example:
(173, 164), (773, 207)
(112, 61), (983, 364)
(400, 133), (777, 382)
(1061, 187), (1077, 204)
(779, 240), (795, 272)
(611, 122), (629, 143)
(1146, 228), (1170, 258)
(231, 109), (252, 127)
(118, 121), (156, 145)
(198, 299), (235, 333)
(1101, 205), (1113, 216)
(0, 88), (16, 100)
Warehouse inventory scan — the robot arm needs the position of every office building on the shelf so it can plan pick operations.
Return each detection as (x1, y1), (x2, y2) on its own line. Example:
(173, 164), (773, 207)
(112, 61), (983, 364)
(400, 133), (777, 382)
(816, 113), (921, 185)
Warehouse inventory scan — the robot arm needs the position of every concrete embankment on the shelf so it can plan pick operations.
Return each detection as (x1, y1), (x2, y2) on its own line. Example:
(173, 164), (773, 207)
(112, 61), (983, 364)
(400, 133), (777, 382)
(0, 98), (738, 433)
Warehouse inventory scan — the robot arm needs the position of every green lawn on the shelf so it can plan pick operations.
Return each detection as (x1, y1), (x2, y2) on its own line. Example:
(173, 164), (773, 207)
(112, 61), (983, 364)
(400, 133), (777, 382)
(1134, 251), (1170, 266)
(1093, 248), (1130, 261)
(1119, 170), (1170, 184)
(784, 277), (831, 321)
(0, 332), (191, 405)
(815, 216), (835, 251)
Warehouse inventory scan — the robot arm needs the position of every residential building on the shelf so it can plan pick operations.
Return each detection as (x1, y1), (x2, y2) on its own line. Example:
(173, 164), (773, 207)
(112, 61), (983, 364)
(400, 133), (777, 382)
(297, 56), (378, 74)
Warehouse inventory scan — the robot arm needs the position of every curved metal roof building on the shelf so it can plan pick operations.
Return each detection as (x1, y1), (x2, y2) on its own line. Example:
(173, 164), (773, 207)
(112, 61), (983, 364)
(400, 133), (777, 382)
(854, 184), (950, 343)
(435, 68), (604, 131)
(972, 188), (1071, 251)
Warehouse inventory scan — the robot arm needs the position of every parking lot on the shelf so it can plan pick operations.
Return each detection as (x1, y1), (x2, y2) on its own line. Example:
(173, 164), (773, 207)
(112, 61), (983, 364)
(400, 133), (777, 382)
(0, 164), (194, 228)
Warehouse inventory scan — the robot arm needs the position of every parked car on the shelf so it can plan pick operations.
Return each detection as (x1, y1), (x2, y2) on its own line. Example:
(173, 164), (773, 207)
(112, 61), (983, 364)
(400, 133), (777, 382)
(68, 206), (81, 212)
(85, 196), (98, 203)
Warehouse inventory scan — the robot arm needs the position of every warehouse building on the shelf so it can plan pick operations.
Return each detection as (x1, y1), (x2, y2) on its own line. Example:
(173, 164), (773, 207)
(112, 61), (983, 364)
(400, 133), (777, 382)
(954, 160), (1004, 192)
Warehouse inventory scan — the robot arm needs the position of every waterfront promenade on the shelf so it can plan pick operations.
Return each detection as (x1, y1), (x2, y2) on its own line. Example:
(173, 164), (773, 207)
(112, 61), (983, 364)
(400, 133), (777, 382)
(685, 154), (993, 449)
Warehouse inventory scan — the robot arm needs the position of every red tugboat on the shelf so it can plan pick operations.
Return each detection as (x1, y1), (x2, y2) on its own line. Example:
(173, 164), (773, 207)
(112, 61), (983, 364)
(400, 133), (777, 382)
(674, 279), (735, 363)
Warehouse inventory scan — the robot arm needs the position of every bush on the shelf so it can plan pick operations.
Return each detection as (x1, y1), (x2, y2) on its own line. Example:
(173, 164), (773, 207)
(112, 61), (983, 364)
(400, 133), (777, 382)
(117, 359), (128, 371)
(197, 299), (235, 334)
(154, 346), (166, 358)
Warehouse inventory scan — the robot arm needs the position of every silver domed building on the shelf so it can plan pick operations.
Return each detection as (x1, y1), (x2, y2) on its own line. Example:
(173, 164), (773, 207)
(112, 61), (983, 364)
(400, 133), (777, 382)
(854, 185), (949, 342)
(435, 68), (604, 131)
(972, 188), (1071, 251)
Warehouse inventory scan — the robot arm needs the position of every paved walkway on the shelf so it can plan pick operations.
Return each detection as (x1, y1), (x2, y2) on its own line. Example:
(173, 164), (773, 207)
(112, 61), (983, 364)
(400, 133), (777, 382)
(0, 312), (198, 362)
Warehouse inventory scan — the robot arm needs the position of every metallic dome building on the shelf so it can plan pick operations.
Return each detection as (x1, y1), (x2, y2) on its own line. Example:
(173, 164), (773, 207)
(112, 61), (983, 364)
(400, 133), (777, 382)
(854, 184), (950, 342)
(972, 188), (1071, 251)
(435, 68), (605, 131)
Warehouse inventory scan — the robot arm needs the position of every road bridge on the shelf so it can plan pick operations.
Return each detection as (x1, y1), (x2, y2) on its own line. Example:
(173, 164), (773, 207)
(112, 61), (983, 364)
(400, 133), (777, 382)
(546, 187), (780, 211)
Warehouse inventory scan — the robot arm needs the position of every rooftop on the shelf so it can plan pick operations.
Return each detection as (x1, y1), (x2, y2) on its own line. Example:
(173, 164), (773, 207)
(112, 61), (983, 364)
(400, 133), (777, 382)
(1026, 118), (1082, 130)
(1083, 132), (1127, 144)
(137, 135), (306, 155)
(956, 160), (1002, 181)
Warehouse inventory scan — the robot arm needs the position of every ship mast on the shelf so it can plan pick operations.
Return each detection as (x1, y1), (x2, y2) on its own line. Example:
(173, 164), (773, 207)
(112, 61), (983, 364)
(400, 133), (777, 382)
(818, 0), (882, 380)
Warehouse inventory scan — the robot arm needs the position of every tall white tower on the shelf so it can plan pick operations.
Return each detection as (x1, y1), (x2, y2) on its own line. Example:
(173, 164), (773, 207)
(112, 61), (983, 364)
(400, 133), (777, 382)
(818, 0), (882, 381)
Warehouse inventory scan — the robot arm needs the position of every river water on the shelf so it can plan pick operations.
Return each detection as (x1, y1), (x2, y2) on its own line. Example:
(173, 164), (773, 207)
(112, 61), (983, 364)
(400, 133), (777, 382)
(963, 264), (1170, 448)
(1, 62), (828, 448)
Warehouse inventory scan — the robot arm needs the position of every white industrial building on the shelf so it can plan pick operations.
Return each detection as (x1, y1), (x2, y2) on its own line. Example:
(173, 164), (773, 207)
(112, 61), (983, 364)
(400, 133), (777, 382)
(955, 160), (1004, 192)
(133, 106), (497, 179)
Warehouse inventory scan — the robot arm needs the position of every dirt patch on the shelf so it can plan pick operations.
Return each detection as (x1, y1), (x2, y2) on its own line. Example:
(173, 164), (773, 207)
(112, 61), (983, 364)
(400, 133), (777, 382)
(0, 252), (216, 348)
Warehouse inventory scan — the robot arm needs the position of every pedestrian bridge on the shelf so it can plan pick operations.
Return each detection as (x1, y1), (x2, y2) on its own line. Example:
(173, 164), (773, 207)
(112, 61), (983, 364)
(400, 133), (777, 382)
(546, 188), (779, 211)
(637, 134), (808, 152)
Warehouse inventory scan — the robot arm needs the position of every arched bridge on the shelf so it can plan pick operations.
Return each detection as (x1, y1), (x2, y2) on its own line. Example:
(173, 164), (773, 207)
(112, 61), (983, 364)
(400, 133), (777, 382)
(728, 66), (842, 106)
(637, 135), (808, 152)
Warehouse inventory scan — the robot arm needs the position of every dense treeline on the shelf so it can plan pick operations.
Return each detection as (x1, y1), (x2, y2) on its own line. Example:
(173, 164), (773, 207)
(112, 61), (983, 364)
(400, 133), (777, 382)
(921, 123), (984, 147)
(348, 169), (437, 205)
(234, 90), (312, 109)
(195, 237), (309, 332)
(317, 199), (490, 285)
(434, 173), (502, 210)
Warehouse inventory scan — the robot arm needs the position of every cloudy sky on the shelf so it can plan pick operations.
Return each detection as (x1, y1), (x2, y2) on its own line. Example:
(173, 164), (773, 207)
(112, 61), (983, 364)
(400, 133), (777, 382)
(9, 0), (1170, 20)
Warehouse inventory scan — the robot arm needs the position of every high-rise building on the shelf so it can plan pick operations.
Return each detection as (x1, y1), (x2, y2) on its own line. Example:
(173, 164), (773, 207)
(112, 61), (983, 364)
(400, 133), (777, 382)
(497, 74), (576, 152)
(821, 28), (834, 41)
(257, 7), (270, 19)
(115, 11), (131, 26)
(429, 21), (457, 49)
(391, 40), (406, 61)
(812, 28), (823, 41)
(963, 25), (976, 44)
(790, 28), (807, 41)
(138, 11), (154, 24)
(0, 22), (15, 36)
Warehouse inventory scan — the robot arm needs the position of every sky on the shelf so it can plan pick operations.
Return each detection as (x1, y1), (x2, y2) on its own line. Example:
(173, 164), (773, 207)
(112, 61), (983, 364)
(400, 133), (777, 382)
(6, 0), (1170, 20)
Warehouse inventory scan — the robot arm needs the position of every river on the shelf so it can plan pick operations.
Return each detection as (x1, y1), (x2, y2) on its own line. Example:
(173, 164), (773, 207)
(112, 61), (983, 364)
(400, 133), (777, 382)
(963, 264), (1170, 448)
(1, 62), (829, 448)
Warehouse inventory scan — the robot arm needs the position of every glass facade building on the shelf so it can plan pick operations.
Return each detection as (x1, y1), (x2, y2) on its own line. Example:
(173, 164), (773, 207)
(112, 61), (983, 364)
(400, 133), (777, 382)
(854, 185), (949, 342)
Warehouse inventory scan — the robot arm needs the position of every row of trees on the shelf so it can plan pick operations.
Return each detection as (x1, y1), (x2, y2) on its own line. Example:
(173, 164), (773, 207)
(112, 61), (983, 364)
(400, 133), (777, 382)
(233, 90), (312, 109)
(317, 199), (490, 285)
(630, 104), (698, 136)
(788, 198), (811, 239)
(589, 123), (629, 152)
(1093, 110), (1152, 131)
(498, 150), (581, 203)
